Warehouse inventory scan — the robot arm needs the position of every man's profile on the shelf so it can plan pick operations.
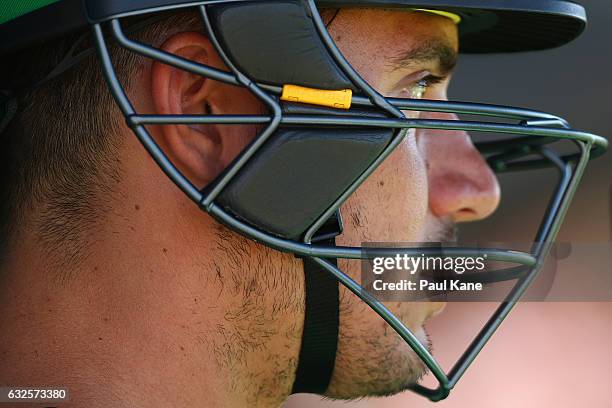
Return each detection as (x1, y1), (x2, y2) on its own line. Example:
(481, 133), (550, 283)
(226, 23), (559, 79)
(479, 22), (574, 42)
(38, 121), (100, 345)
(0, 1), (605, 407)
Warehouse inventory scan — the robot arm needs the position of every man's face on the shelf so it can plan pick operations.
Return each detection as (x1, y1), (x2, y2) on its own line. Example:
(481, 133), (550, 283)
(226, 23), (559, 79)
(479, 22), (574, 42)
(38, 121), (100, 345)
(316, 8), (501, 398)
(148, 6), (500, 401)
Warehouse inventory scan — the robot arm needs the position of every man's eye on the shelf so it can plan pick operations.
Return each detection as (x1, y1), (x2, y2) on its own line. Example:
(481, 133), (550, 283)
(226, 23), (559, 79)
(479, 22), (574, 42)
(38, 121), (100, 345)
(399, 79), (429, 99)
(412, 79), (429, 99)
(393, 73), (446, 100)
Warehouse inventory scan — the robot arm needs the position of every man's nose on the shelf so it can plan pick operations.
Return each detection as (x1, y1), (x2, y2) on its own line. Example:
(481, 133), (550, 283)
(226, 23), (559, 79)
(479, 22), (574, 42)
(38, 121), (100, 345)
(418, 111), (501, 223)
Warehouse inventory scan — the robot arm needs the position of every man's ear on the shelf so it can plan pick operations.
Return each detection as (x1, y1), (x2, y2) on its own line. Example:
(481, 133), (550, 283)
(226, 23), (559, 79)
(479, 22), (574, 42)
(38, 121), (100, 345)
(151, 32), (224, 186)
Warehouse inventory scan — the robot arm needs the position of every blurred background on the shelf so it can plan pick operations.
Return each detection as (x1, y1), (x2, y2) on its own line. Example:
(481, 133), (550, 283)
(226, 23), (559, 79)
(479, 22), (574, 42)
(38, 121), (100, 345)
(286, 0), (611, 407)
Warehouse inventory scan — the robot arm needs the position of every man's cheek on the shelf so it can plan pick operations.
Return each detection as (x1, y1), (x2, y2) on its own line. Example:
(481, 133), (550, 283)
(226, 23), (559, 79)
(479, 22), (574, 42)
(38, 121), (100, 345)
(338, 133), (429, 247)
(379, 135), (429, 240)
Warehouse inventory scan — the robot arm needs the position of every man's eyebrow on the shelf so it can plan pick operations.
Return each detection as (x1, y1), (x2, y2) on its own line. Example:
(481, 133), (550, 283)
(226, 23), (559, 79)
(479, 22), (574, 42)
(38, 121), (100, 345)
(388, 40), (458, 76)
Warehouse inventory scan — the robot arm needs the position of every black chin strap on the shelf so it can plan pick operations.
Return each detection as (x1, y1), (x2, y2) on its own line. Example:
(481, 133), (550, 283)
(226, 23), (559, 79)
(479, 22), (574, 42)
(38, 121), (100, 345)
(292, 236), (340, 395)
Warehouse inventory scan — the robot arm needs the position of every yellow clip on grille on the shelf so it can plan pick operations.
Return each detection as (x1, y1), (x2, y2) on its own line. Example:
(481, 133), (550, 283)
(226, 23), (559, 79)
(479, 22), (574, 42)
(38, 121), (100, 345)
(281, 84), (352, 110)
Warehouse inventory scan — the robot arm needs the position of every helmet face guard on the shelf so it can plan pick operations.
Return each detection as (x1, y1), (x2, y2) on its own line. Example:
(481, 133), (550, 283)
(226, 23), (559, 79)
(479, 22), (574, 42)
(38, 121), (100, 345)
(1, 0), (608, 402)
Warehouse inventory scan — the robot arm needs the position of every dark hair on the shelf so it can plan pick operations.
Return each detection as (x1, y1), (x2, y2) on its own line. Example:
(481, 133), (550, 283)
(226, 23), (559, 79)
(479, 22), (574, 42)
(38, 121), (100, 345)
(0, 12), (201, 269)
(0, 8), (337, 270)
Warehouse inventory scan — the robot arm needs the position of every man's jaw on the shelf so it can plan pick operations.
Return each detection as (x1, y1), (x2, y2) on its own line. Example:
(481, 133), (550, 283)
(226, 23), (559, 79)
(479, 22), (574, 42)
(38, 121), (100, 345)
(392, 215), (456, 390)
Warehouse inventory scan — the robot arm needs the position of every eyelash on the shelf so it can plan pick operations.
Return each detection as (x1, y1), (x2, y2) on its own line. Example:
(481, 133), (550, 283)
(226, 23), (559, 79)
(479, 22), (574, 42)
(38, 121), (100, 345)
(421, 74), (446, 87)
(405, 75), (446, 99)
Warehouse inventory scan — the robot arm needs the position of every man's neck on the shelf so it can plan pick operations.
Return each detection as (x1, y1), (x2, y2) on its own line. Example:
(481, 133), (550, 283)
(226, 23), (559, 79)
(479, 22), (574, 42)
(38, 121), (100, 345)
(0, 201), (302, 407)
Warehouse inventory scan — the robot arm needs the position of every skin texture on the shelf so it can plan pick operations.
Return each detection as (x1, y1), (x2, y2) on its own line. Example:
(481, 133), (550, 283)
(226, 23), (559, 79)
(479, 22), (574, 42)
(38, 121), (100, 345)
(0, 8), (499, 408)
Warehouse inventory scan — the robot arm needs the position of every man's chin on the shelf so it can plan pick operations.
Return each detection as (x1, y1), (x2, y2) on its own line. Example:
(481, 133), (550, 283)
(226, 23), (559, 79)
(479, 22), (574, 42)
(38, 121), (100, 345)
(325, 326), (430, 400)
(365, 327), (430, 398)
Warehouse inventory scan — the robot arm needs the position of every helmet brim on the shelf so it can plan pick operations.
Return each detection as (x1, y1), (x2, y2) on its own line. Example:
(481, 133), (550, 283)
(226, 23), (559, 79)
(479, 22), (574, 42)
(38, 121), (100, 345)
(317, 0), (587, 53)
(0, 0), (587, 56)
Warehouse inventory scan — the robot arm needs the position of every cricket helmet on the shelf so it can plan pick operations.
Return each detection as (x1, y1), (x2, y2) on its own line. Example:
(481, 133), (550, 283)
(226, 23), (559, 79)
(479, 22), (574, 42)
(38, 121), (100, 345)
(0, 0), (606, 401)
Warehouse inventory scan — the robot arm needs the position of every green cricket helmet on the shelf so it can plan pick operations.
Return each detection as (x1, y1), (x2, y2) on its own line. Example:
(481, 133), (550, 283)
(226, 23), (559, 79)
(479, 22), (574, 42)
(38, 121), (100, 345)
(0, 0), (607, 402)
